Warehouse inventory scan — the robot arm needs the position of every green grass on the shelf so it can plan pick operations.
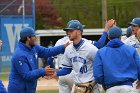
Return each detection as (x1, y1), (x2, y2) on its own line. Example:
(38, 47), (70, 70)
(36, 90), (58, 93)
(1, 66), (10, 72)
(0, 74), (105, 93)
(0, 73), (9, 80)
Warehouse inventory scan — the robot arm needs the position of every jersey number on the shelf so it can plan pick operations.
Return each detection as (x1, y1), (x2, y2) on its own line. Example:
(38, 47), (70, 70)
(80, 65), (87, 74)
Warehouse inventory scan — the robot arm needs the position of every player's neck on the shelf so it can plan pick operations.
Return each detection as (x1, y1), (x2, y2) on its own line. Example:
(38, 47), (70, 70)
(73, 37), (82, 45)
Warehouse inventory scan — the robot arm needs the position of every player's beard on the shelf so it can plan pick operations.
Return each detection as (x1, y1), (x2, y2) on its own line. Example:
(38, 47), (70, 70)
(29, 41), (36, 48)
(68, 35), (73, 41)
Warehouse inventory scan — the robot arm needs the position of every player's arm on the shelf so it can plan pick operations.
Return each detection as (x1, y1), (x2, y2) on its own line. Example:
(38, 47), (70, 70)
(93, 19), (115, 48)
(56, 67), (72, 76)
(13, 57), (53, 81)
(93, 32), (107, 48)
(36, 42), (69, 58)
(44, 67), (72, 80)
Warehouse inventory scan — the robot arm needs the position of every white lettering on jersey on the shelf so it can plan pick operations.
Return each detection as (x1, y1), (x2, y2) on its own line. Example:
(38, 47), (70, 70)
(70, 56), (86, 64)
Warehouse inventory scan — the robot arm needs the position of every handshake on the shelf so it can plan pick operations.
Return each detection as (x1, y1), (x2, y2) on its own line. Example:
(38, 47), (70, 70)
(43, 66), (58, 80)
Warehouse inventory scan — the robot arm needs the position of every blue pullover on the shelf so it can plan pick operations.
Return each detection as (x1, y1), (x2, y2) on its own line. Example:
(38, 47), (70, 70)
(8, 42), (65, 93)
(93, 38), (140, 86)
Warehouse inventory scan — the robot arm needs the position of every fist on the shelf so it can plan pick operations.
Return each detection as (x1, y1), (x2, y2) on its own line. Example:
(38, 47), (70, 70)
(45, 66), (55, 76)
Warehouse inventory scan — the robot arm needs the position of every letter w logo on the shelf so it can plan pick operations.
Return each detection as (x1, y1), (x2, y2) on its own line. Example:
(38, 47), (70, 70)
(4, 24), (29, 53)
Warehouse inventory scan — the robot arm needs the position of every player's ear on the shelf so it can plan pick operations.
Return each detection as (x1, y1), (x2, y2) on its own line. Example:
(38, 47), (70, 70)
(27, 36), (31, 41)
(78, 30), (82, 35)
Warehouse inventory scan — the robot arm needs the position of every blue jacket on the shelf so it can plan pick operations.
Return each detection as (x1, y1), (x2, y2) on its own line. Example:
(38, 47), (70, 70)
(8, 42), (65, 93)
(0, 80), (7, 93)
(94, 38), (140, 86)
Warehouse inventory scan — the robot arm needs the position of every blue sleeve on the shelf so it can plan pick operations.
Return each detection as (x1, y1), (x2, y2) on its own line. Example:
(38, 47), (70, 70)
(56, 68), (72, 76)
(0, 80), (7, 93)
(134, 50), (140, 80)
(93, 32), (107, 48)
(47, 57), (55, 68)
(93, 51), (104, 84)
(13, 57), (46, 81)
(35, 45), (65, 58)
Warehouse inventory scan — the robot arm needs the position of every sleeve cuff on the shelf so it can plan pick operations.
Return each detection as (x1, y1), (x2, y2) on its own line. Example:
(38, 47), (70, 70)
(40, 68), (46, 76)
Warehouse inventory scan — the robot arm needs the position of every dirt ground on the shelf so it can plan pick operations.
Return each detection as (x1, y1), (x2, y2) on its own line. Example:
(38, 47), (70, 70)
(3, 78), (58, 90)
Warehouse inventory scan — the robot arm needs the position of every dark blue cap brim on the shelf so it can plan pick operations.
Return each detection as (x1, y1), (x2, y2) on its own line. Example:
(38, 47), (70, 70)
(31, 33), (39, 36)
(129, 22), (139, 26)
(63, 25), (85, 31)
(63, 28), (76, 31)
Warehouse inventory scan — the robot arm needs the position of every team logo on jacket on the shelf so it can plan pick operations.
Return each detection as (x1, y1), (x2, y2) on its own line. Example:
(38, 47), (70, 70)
(19, 61), (22, 65)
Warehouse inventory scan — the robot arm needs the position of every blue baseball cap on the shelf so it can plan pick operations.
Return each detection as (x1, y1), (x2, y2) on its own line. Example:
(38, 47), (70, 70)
(129, 18), (140, 26)
(63, 20), (84, 32)
(126, 26), (132, 37)
(108, 26), (122, 39)
(20, 27), (38, 38)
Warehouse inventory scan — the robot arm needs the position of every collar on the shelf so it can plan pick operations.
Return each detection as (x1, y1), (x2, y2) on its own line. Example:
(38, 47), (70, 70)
(18, 42), (34, 52)
(106, 38), (124, 48)
(73, 39), (84, 50)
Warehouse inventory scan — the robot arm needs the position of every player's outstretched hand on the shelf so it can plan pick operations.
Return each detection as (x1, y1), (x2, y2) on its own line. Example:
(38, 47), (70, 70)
(136, 80), (140, 89)
(104, 19), (116, 32)
(64, 41), (72, 48)
(44, 66), (55, 76)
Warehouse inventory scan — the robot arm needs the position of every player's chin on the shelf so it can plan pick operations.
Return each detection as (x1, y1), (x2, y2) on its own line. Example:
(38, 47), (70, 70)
(30, 43), (36, 47)
(69, 38), (74, 41)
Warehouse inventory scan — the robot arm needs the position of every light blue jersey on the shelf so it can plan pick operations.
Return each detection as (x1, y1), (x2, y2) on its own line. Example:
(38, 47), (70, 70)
(61, 40), (98, 84)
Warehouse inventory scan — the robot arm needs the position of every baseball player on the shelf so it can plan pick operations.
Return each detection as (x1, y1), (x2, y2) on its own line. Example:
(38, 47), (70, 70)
(8, 27), (70, 93)
(0, 40), (7, 93)
(121, 26), (132, 41)
(47, 19), (115, 93)
(123, 18), (140, 93)
(123, 18), (140, 54)
(46, 20), (118, 93)
(94, 26), (140, 93)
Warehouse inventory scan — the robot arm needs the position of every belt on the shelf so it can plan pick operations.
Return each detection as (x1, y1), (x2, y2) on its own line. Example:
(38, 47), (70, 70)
(106, 81), (133, 89)
(76, 81), (96, 87)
